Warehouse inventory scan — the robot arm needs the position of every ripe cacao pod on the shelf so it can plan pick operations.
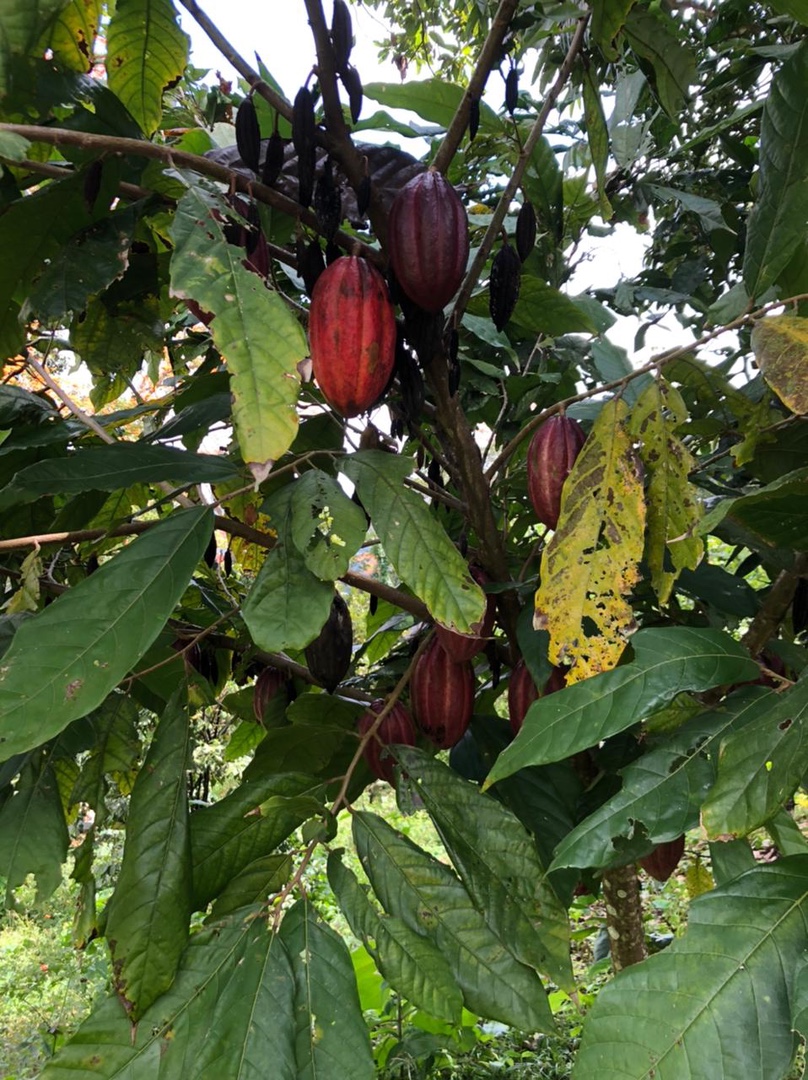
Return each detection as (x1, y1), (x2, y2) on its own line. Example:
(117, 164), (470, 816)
(411, 637), (475, 749)
(508, 660), (565, 734)
(309, 255), (396, 417)
(435, 566), (495, 662)
(358, 699), (417, 784)
(253, 666), (290, 723)
(387, 169), (469, 314)
(304, 592), (353, 692)
(526, 414), (586, 530)
(639, 835), (685, 883)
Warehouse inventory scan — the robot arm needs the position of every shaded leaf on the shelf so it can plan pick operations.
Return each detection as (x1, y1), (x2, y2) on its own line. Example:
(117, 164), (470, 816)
(534, 397), (646, 680)
(706, 466), (808, 550)
(70, 693), (142, 812)
(752, 314), (808, 415)
(0, 757), (69, 906)
(342, 451), (485, 634)
(0, 507), (212, 759)
(207, 853), (293, 921)
(582, 62), (612, 218)
(484, 627), (758, 786)
(624, 8), (696, 119)
(591, 0), (638, 59)
(510, 278), (599, 336)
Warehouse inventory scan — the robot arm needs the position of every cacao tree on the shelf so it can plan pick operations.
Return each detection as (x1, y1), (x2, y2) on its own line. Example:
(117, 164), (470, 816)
(1, 0), (808, 1077)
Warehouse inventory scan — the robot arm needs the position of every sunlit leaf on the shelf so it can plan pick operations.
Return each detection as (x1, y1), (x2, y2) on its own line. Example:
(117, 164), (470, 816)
(751, 314), (808, 414)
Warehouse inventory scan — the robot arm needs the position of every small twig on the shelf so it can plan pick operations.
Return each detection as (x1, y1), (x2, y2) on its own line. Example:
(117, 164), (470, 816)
(26, 352), (115, 445)
(126, 606), (240, 683)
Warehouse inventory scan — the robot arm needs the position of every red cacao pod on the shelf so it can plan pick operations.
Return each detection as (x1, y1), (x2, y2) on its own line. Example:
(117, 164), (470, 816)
(411, 637), (475, 749)
(358, 699), (417, 784)
(253, 666), (289, 722)
(435, 566), (495, 662)
(639, 835), (686, 883)
(508, 661), (566, 735)
(304, 592), (353, 692)
(309, 255), (396, 417)
(387, 169), (469, 314)
(526, 414), (586, 529)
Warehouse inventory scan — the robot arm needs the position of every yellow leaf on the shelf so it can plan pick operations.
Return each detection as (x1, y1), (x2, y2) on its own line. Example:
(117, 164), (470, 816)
(4, 548), (41, 614)
(751, 314), (808, 415)
(685, 858), (713, 900)
(534, 398), (645, 682)
(630, 379), (703, 604)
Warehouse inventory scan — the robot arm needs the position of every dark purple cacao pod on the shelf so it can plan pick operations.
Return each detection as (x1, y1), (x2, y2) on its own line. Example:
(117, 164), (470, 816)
(314, 158), (342, 240)
(515, 201), (537, 262)
(411, 637), (475, 749)
(262, 131), (285, 186)
(387, 169), (469, 314)
(358, 699), (417, 784)
(508, 660), (566, 734)
(309, 255), (396, 417)
(253, 666), (290, 722)
(235, 95), (261, 172)
(331, 0), (353, 73)
(489, 243), (521, 331)
(304, 592), (353, 692)
(297, 237), (326, 297)
(340, 64), (363, 123)
(505, 66), (519, 115)
(639, 835), (686, 883)
(468, 97), (480, 141)
(526, 414), (586, 529)
(435, 566), (495, 662)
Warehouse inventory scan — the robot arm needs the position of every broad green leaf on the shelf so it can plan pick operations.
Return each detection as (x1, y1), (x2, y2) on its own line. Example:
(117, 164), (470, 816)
(190, 773), (321, 910)
(743, 41), (808, 298)
(353, 810), (554, 1031)
(510, 278), (599, 336)
(0, 0), (68, 92)
(591, 0), (638, 59)
(0, 507), (212, 759)
(289, 469), (368, 581)
(104, 690), (192, 1019)
(707, 466), (808, 550)
(41, 908), (298, 1079)
(590, 340), (650, 403)
(549, 690), (768, 872)
(327, 853), (464, 1023)
(242, 485), (335, 652)
(701, 677), (808, 838)
(397, 747), (572, 990)
(207, 854), (293, 921)
(751, 314), (808, 414)
(170, 184), (307, 478)
(244, 723), (355, 783)
(0, 130), (29, 161)
(363, 79), (502, 132)
(342, 451), (485, 634)
(769, 0), (808, 22)
(70, 693), (141, 815)
(629, 380), (703, 603)
(624, 8), (696, 119)
(38, 0), (103, 72)
(534, 397), (646, 680)
(279, 899), (375, 1080)
(647, 184), (730, 234)
(106, 0), (189, 135)
(484, 627), (758, 786)
(0, 443), (241, 510)
(582, 63), (612, 218)
(573, 858), (808, 1079)
(710, 838), (756, 885)
(0, 758), (68, 906)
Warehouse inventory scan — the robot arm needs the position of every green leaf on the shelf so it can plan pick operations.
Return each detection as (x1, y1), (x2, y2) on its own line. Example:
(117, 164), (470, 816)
(510, 278), (599, 336)
(484, 627), (758, 786)
(701, 677), (808, 838)
(70, 693), (141, 813)
(0, 507), (212, 760)
(363, 79), (502, 132)
(647, 184), (731, 234)
(0, 0), (69, 92)
(743, 41), (808, 298)
(572, 858), (808, 1079)
(207, 853), (293, 921)
(751, 314), (808, 415)
(38, 0), (103, 72)
(712, 466), (808, 550)
(0, 757), (69, 905)
(582, 63), (612, 218)
(353, 810), (554, 1032)
(591, 0), (638, 59)
(106, 0), (189, 135)
(397, 747), (572, 990)
(769, 0), (808, 23)
(242, 486), (335, 653)
(342, 451), (485, 634)
(289, 469), (368, 581)
(190, 773), (321, 911)
(104, 690), (192, 1019)
(624, 8), (696, 119)
(0, 443), (241, 510)
(170, 184), (307, 478)
(279, 899), (375, 1080)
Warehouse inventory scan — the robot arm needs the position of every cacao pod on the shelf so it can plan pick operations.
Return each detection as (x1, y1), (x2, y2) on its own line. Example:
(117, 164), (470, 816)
(340, 64), (363, 123)
(293, 86), (317, 207)
(235, 95), (261, 173)
(508, 660), (565, 734)
(253, 666), (290, 723)
(515, 201), (537, 262)
(489, 242), (521, 331)
(331, 0), (353, 73)
(411, 637), (475, 749)
(639, 835), (685, 883)
(505, 66), (519, 115)
(435, 566), (495, 662)
(468, 97), (480, 141)
(358, 699), (417, 784)
(309, 255), (396, 417)
(314, 158), (342, 240)
(297, 236), (326, 297)
(262, 130), (285, 186)
(304, 592), (353, 692)
(526, 414), (586, 529)
(387, 169), (469, 314)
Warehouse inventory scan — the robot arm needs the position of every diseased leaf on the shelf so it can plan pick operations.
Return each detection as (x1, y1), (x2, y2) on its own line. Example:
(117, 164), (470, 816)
(342, 451), (486, 634)
(744, 41), (808, 298)
(629, 379), (703, 603)
(582, 63), (612, 218)
(104, 690), (192, 1019)
(38, 0), (103, 72)
(534, 397), (646, 680)
(289, 469), (368, 581)
(106, 0), (189, 135)
(0, 507), (212, 759)
(0, 758), (69, 906)
(170, 184), (307, 477)
(573, 858), (808, 1079)
(484, 627), (758, 787)
(751, 314), (808, 415)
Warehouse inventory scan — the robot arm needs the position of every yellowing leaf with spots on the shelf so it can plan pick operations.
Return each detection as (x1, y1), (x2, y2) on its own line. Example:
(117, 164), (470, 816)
(630, 379), (703, 604)
(534, 398), (645, 681)
(751, 314), (808, 415)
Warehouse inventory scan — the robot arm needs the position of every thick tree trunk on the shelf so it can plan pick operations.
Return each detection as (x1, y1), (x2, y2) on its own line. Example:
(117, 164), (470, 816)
(602, 863), (647, 972)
